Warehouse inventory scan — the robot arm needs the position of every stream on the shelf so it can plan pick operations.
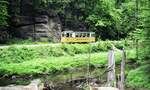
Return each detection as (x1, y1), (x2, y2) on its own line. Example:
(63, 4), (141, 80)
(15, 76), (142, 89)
(0, 67), (106, 89)
(0, 67), (148, 90)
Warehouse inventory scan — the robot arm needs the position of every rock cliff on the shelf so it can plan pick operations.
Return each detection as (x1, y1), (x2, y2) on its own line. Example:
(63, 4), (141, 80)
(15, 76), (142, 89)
(9, 0), (61, 42)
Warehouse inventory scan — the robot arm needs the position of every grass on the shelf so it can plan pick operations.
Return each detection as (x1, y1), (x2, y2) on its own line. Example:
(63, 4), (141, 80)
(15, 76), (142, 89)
(1, 41), (143, 88)
(0, 40), (134, 64)
(0, 49), (136, 76)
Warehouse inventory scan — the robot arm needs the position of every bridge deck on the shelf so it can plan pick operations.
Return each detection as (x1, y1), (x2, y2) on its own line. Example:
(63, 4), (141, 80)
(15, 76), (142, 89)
(90, 87), (119, 90)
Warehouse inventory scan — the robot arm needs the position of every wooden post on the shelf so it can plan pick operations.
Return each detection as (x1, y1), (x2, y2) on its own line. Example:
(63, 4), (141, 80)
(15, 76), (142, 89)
(107, 49), (116, 87)
(120, 48), (126, 90)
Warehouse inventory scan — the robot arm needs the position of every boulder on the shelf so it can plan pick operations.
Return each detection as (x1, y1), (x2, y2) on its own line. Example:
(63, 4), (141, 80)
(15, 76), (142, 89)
(0, 79), (43, 90)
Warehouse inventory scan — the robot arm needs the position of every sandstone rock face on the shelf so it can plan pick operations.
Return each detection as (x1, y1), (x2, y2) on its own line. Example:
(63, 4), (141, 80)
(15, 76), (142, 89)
(20, 0), (34, 16)
(13, 15), (61, 42)
(10, 0), (62, 42)
(35, 16), (49, 23)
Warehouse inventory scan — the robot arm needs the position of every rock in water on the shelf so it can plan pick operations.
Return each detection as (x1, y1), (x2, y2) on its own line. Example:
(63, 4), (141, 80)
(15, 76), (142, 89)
(0, 79), (43, 90)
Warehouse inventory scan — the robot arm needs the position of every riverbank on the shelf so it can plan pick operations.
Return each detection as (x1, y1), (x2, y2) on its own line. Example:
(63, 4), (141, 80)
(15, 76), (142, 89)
(0, 49), (135, 76)
(0, 42), (149, 89)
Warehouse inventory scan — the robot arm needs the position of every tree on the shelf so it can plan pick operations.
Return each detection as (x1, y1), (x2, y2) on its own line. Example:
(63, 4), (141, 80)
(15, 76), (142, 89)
(0, 0), (8, 29)
(141, 0), (150, 60)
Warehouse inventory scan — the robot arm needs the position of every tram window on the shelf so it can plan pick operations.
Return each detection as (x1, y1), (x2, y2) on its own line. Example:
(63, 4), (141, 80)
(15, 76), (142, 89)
(82, 33), (84, 37)
(87, 33), (90, 37)
(80, 33), (83, 37)
(91, 34), (95, 37)
(70, 33), (72, 37)
(75, 33), (79, 37)
(66, 33), (69, 37)
(78, 34), (80, 37)
(85, 33), (87, 37)
(80, 33), (82, 37)
(83, 33), (86, 37)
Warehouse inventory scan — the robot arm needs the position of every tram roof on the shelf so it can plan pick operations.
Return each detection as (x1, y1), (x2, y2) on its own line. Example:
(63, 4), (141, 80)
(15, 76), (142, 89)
(62, 31), (95, 33)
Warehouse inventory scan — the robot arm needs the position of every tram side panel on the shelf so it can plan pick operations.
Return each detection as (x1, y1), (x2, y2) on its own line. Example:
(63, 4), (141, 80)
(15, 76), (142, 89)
(61, 31), (95, 43)
(61, 37), (95, 43)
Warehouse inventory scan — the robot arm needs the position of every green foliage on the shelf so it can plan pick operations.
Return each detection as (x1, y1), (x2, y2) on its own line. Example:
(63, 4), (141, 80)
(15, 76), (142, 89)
(128, 29), (143, 40)
(36, 46), (66, 57)
(83, 0), (137, 40)
(0, 49), (135, 76)
(126, 1), (150, 89)
(61, 44), (90, 55)
(1, 0), (148, 41)
(0, 47), (38, 63)
(33, 0), (136, 40)
(5, 0), (144, 40)
(0, 40), (133, 64)
(0, 40), (135, 75)
(92, 41), (112, 52)
(126, 65), (150, 89)
(0, 0), (8, 29)
(120, 0), (137, 34)
(141, 0), (150, 60)
(5, 38), (34, 45)
(0, 46), (67, 64)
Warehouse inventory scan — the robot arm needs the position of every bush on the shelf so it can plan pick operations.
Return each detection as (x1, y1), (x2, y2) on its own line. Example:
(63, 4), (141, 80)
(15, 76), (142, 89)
(61, 44), (76, 56)
(36, 46), (66, 57)
(73, 44), (90, 54)
(0, 40), (131, 64)
(6, 38), (33, 45)
(0, 0), (8, 28)
(0, 46), (68, 64)
(61, 44), (90, 55)
(0, 47), (38, 63)
(91, 40), (126, 52)
(126, 65), (150, 89)
(0, 49), (136, 76)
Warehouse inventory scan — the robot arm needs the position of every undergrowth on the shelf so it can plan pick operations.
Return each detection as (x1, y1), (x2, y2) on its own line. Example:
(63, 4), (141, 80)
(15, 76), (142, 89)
(126, 65), (150, 89)
(0, 41), (141, 89)
(0, 40), (133, 64)
(0, 50), (135, 76)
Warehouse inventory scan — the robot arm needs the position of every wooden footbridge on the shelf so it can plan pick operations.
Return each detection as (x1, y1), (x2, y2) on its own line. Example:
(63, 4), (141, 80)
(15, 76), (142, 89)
(90, 87), (119, 90)
(89, 48), (126, 90)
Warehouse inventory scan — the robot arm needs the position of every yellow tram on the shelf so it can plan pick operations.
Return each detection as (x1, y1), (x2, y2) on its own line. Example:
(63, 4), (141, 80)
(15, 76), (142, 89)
(61, 31), (95, 43)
